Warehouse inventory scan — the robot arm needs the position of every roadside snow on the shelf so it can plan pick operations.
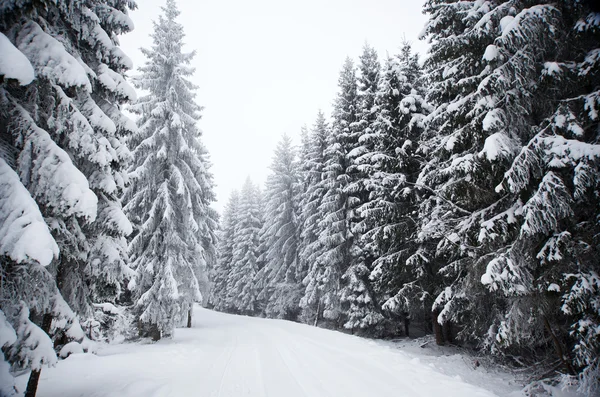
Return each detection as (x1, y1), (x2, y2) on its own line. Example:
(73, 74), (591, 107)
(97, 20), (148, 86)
(23, 306), (529, 397)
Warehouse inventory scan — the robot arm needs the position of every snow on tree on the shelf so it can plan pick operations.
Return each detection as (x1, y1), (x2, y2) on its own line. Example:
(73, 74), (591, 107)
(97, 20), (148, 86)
(210, 190), (241, 313)
(306, 58), (360, 327)
(338, 44), (385, 334)
(475, 2), (600, 392)
(0, 310), (17, 397)
(299, 111), (330, 325)
(416, 0), (557, 345)
(354, 43), (430, 334)
(0, 158), (58, 266)
(0, 32), (34, 86)
(1, 1), (136, 393)
(226, 179), (263, 315)
(255, 134), (302, 320)
(7, 304), (57, 374)
(0, 0), (137, 327)
(418, 1), (600, 390)
(125, 0), (217, 340)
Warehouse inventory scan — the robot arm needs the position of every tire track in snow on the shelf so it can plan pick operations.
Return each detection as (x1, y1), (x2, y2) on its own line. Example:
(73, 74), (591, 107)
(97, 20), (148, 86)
(269, 325), (421, 397)
(271, 342), (311, 397)
(215, 334), (238, 397)
(251, 333), (268, 397)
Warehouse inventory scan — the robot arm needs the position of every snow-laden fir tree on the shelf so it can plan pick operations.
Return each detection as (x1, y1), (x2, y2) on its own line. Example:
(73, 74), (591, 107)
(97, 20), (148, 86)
(209, 190), (240, 313)
(1, 0), (136, 394)
(1, 0), (137, 321)
(255, 134), (302, 320)
(125, 0), (218, 340)
(418, 2), (600, 391)
(472, 2), (600, 392)
(226, 178), (264, 315)
(305, 58), (360, 327)
(356, 43), (430, 335)
(339, 44), (384, 334)
(417, 0), (553, 345)
(299, 111), (330, 325)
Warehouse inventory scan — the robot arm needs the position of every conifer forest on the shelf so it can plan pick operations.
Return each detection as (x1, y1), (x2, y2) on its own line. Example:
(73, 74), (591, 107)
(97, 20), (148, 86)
(0, 0), (599, 396)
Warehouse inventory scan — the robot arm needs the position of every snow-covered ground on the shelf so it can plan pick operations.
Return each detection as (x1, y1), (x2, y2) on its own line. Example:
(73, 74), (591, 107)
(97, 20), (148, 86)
(22, 306), (529, 397)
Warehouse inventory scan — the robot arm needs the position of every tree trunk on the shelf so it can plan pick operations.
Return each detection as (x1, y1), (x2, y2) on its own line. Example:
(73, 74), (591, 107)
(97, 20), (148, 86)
(25, 313), (53, 397)
(543, 316), (575, 375)
(313, 300), (321, 327)
(187, 309), (192, 328)
(150, 323), (161, 341)
(432, 309), (444, 345)
(443, 320), (454, 344)
(404, 315), (410, 338)
(25, 369), (42, 397)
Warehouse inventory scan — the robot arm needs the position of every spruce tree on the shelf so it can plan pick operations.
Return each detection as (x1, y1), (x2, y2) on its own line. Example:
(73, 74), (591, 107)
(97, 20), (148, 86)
(310, 58), (360, 327)
(474, 2), (600, 391)
(359, 43), (430, 334)
(1, 0), (136, 320)
(226, 179), (263, 315)
(1, 0), (135, 393)
(125, 0), (217, 340)
(255, 134), (302, 320)
(340, 44), (384, 334)
(209, 190), (240, 313)
(419, 2), (600, 391)
(299, 111), (330, 325)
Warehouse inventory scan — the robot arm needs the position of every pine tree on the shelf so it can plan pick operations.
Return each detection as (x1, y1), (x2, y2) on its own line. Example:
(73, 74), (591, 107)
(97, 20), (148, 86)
(226, 179), (263, 315)
(1, 0), (135, 394)
(255, 134), (302, 320)
(417, 0), (553, 345)
(419, 2), (600, 391)
(307, 58), (360, 327)
(474, 2), (600, 391)
(299, 111), (330, 325)
(340, 44), (384, 334)
(209, 190), (240, 313)
(125, 0), (217, 340)
(1, 0), (136, 322)
(357, 43), (430, 334)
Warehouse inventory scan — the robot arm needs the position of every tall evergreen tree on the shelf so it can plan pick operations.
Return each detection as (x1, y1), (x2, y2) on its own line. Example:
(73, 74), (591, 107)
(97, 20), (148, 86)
(1, 0), (136, 394)
(419, 2), (600, 392)
(340, 44), (384, 334)
(309, 58), (360, 327)
(473, 2), (600, 392)
(255, 134), (302, 320)
(209, 190), (240, 313)
(125, 0), (217, 340)
(359, 43), (430, 333)
(1, 0), (137, 320)
(299, 111), (330, 325)
(226, 178), (263, 315)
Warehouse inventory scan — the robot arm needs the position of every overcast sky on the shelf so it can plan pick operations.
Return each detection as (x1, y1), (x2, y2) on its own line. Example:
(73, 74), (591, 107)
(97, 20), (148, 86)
(119, 0), (429, 212)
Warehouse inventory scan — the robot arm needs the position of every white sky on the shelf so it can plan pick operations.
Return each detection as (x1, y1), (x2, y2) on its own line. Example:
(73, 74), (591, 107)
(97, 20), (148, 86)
(119, 0), (429, 212)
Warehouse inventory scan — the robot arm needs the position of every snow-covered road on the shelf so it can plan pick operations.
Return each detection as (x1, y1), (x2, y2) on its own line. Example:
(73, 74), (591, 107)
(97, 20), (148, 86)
(29, 306), (520, 397)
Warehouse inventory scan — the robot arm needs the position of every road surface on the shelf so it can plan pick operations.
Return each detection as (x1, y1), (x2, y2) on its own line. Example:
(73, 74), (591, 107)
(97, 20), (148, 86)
(32, 306), (512, 397)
